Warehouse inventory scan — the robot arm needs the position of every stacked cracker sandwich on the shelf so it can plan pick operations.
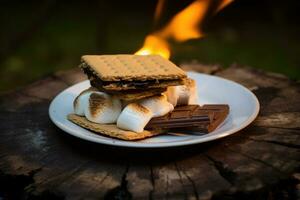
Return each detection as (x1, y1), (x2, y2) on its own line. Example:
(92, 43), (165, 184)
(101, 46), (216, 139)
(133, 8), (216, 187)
(68, 54), (200, 140)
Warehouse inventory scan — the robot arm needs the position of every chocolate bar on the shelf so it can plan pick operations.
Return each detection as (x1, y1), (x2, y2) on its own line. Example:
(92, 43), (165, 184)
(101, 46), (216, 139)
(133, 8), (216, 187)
(197, 104), (229, 132)
(173, 104), (229, 133)
(145, 104), (229, 133)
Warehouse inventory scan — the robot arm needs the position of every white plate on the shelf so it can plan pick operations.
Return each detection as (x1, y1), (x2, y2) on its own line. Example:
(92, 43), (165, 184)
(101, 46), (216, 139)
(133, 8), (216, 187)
(49, 72), (259, 148)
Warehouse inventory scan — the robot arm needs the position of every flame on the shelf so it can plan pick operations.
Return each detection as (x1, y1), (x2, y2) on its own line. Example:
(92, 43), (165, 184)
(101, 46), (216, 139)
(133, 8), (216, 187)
(159, 0), (210, 42)
(216, 0), (234, 13)
(135, 0), (233, 59)
(135, 34), (170, 59)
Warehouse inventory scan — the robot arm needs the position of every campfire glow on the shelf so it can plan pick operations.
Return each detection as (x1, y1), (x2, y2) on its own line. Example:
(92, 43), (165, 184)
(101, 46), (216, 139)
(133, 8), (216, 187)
(135, 0), (233, 59)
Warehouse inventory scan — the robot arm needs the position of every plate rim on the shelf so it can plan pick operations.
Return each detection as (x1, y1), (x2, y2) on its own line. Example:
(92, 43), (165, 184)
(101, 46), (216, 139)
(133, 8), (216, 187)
(49, 72), (260, 148)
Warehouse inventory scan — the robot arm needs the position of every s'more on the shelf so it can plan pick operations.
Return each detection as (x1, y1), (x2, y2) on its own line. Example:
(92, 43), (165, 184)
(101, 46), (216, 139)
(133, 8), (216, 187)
(67, 54), (229, 141)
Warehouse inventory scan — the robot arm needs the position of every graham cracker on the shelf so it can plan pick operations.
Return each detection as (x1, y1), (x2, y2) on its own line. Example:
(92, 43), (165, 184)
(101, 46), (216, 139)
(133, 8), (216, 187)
(109, 88), (166, 101)
(80, 54), (186, 81)
(67, 114), (164, 141)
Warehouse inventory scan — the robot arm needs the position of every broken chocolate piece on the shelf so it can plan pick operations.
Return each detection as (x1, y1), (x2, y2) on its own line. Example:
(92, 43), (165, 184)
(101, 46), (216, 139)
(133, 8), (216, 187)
(193, 104), (229, 132)
(145, 104), (229, 133)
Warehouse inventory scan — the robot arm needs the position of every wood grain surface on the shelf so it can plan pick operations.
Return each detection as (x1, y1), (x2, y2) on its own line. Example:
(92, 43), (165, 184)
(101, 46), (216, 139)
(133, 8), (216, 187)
(0, 63), (299, 199)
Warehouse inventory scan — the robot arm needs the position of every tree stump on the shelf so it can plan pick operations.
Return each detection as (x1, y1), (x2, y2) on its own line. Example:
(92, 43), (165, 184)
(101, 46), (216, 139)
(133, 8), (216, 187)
(0, 63), (299, 199)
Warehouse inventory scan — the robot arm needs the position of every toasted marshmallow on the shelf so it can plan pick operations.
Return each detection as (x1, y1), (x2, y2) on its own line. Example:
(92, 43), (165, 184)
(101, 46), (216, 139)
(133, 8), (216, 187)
(165, 78), (198, 106)
(84, 92), (122, 124)
(117, 95), (174, 132)
(187, 79), (198, 104)
(164, 86), (177, 107)
(139, 94), (174, 117)
(73, 87), (97, 116)
(121, 99), (135, 109)
(117, 103), (153, 133)
(175, 85), (190, 106)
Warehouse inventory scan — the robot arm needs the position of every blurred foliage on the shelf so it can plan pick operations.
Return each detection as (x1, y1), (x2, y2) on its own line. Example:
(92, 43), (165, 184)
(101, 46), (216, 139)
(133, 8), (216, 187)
(0, 0), (299, 92)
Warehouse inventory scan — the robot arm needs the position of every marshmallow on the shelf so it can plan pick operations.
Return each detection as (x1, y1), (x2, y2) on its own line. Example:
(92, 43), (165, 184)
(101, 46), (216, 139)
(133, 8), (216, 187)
(73, 87), (97, 116)
(121, 99), (135, 109)
(84, 92), (122, 124)
(117, 94), (174, 132)
(165, 79), (198, 106)
(188, 79), (198, 104)
(117, 103), (153, 133)
(74, 84), (188, 132)
(139, 94), (174, 117)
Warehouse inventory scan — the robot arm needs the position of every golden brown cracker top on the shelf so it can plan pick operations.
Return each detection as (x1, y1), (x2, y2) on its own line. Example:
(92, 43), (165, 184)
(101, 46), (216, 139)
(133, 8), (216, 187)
(81, 54), (186, 81)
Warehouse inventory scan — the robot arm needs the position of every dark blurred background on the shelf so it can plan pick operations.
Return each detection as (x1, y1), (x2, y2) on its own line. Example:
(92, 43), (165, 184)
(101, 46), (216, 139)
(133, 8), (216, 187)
(0, 0), (299, 92)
